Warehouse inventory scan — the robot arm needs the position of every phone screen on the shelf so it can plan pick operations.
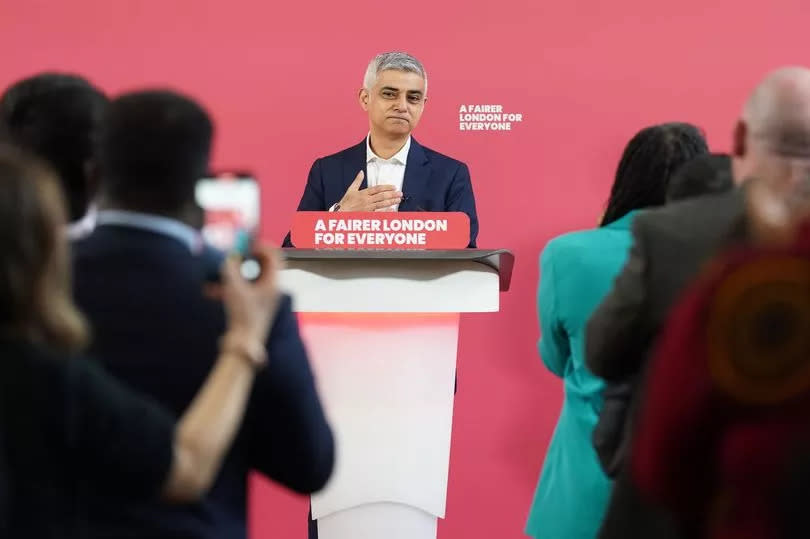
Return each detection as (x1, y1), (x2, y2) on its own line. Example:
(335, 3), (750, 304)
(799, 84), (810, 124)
(195, 173), (259, 256)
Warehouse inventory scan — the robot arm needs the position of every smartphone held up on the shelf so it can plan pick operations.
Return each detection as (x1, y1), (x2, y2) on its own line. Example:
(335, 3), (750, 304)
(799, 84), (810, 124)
(195, 172), (263, 281)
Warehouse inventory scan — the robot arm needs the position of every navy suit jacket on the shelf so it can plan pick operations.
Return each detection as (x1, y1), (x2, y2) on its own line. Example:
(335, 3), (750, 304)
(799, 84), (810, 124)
(72, 225), (334, 539)
(283, 138), (479, 247)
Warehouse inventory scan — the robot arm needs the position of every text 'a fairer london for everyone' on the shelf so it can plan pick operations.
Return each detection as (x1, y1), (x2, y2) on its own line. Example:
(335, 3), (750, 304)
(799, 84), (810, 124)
(316, 219), (449, 232)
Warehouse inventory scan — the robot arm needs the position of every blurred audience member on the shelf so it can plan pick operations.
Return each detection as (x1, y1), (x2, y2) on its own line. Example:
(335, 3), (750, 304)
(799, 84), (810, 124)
(0, 145), (280, 538)
(586, 65), (810, 539)
(72, 90), (334, 539)
(525, 123), (708, 539)
(631, 172), (810, 538)
(0, 73), (107, 237)
(778, 440), (810, 539)
(666, 153), (734, 203)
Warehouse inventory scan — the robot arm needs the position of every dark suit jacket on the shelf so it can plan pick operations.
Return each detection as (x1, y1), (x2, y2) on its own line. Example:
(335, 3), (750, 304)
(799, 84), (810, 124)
(780, 441), (810, 539)
(282, 138), (479, 247)
(584, 189), (746, 539)
(0, 375), (8, 538)
(72, 225), (334, 539)
(586, 188), (747, 381)
(0, 337), (176, 539)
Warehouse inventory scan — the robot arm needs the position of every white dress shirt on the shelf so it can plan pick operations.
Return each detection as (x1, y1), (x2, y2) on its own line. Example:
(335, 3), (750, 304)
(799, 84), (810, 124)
(331, 135), (411, 211)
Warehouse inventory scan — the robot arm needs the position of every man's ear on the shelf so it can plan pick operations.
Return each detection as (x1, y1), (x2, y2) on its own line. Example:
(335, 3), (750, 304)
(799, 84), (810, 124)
(358, 88), (370, 111)
(733, 120), (747, 158)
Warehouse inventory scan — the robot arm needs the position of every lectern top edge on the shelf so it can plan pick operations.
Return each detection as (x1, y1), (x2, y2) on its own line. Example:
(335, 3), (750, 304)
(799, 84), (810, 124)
(281, 248), (515, 292)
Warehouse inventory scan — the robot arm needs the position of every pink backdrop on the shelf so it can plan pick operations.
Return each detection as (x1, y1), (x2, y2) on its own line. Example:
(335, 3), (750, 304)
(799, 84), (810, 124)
(2, 1), (808, 537)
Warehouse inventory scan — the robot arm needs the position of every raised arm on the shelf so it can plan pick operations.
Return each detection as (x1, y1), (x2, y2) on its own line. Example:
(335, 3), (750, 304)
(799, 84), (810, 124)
(244, 295), (335, 493)
(73, 249), (287, 503)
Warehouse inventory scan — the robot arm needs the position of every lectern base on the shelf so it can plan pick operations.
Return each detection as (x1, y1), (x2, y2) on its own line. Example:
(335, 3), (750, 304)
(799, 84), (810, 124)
(281, 250), (512, 539)
(317, 502), (437, 539)
(299, 313), (457, 538)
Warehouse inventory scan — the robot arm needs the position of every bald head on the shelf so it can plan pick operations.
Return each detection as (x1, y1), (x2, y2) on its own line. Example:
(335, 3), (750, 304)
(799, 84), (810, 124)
(740, 68), (810, 242)
(742, 67), (810, 157)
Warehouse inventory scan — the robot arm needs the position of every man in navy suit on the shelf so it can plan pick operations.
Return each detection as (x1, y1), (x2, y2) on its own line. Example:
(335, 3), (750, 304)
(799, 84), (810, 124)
(72, 90), (334, 539)
(283, 51), (479, 248)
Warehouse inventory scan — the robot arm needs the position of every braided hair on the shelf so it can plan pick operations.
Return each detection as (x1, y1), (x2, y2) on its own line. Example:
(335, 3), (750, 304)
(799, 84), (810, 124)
(600, 122), (709, 226)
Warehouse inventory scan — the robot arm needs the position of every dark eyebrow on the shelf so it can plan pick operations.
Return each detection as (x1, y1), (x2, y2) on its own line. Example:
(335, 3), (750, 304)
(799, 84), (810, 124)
(379, 87), (423, 95)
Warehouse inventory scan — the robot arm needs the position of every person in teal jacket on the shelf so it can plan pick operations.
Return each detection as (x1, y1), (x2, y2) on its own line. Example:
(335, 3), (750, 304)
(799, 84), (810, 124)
(526, 123), (709, 539)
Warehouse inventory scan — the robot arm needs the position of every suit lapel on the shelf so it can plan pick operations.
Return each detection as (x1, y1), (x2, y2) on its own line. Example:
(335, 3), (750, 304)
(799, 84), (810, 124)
(399, 138), (430, 211)
(342, 139), (368, 193)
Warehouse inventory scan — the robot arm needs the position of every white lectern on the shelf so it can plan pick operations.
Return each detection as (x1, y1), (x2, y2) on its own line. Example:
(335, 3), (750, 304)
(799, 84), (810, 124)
(279, 249), (514, 539)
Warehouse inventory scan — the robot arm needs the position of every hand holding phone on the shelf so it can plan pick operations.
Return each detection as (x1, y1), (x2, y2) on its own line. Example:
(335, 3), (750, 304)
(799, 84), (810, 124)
(196, 172), (263, 281)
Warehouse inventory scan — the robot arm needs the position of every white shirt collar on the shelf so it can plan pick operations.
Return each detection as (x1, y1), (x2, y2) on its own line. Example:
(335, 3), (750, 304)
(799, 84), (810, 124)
(366, 135), (411, 165)
(65, 203), (97, 240)
(95, 209), (202, 253)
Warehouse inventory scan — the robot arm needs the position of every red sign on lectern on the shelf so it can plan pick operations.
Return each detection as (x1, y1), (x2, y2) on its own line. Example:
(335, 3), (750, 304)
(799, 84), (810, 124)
(290, 211), (470, 249)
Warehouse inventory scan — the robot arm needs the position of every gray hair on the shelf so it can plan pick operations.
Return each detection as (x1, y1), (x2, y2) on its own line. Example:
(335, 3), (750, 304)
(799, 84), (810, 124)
(363, 52), (427, 94)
